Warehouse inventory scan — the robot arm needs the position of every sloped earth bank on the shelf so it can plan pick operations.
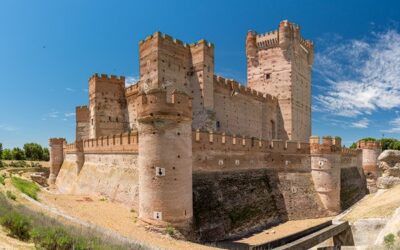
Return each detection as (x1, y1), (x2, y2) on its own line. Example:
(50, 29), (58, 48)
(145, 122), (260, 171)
(0, 168), (217, 250)
(335, 184), (400, 247)
(30, 190), (218, 250)
(0, 226), (34, 250)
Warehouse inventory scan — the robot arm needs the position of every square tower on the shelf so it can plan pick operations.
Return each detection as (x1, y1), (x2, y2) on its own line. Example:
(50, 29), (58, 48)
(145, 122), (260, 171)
(246, 20), (314, 141)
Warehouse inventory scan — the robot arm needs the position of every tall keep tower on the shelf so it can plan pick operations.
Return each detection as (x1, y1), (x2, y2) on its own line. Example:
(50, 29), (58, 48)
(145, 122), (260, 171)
(136, 88), (193, 229)
(246, 20), (314, 141)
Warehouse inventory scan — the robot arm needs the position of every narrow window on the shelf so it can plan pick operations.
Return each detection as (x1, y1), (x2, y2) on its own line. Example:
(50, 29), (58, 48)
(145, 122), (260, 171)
(216, 121), (220, 129)
(265, 73), (271, 80)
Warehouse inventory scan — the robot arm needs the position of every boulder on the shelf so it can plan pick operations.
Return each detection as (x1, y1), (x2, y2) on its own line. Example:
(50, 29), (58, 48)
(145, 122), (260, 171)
(377, 176), (400, 189)
(378, 150), (400, 168)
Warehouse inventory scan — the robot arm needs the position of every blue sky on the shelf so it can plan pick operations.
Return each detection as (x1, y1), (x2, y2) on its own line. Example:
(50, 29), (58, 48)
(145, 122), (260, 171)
(0, 0), (400, 148)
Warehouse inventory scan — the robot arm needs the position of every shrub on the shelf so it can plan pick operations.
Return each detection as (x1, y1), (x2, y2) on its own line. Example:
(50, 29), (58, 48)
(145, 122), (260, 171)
(0, 175), (5, 185)
(31, 227), (78, 250)
(384, 233), (395, 248)
(8, 161), (29, 168)
(6, 191), (16, 200)
(165, 224), (175, 236)
(11, 177), (40, 200)
(0, 212), (31, 241)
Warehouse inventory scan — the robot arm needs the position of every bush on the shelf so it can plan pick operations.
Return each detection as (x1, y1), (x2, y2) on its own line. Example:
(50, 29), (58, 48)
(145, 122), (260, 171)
(0, 175), (5, 185)
(11, 177), (40, 200)
(165, 224), (175, 236)
(0, 212), (32, 241)
(8, 161), (29, 168)
(384, 233), (395, 248)
(31, 227), (80, 250)
(6, 191), (16, 200)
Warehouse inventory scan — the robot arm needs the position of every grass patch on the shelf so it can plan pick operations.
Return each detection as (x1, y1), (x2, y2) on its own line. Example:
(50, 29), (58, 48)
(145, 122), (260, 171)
(0, 211), (31, 241)
(6, 191), (16, 200)
(11, 177), (40, 200)
(0, 192), (149, 249)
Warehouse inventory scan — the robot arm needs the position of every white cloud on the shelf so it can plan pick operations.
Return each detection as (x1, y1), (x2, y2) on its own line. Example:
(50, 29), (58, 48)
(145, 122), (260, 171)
(351, 118), (369, 128)
(314, 29), (400, 117)
(0, 124), (17, 132)
(125, 76), (139, 87)
(382, 117), (400, 133)
(65, 88), (75, 92)
(64, 112), (75, 117)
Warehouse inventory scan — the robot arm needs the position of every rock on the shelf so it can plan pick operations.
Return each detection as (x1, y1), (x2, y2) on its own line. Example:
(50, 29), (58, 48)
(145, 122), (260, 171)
(30, 173), (48, 187)
(386, 167), (400, 177)
(377, 176), (400, 189)
(378, 150), (400, 167)
(378, 161), (391, 171)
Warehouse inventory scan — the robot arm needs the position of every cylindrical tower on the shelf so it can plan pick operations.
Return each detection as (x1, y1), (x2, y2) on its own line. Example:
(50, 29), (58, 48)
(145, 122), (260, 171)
(357, 140), (382, 178)
(48, 138), (66, 185)
(136, 88), (193, 229)
(310, 135), (341, 214)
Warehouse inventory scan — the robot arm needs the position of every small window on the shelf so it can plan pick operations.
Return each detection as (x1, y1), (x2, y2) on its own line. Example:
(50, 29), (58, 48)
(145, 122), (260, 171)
(216, 121), (220, 128)
(265, 73), (271, 80)
(91, 119), (93, 125)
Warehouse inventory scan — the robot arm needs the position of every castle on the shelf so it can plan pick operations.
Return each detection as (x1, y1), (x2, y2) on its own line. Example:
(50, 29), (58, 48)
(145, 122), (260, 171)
(49, 20), (380, 241)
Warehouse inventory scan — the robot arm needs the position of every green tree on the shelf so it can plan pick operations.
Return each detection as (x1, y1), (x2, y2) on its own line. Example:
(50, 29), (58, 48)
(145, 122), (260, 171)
(349, 142), (357, 149)
(381, 138), (398, 150)
(11, 148), (25, 160)
(2, 149), (12, 160)
(23, 143), (43, 161)
(42, 148), (49, 161)
(0, 143), (3, 160)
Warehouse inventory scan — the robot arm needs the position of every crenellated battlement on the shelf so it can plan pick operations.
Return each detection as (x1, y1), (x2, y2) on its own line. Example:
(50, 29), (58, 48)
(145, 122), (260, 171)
(139, 31), (214, 49)
(49, 138), (66, 146)
(309, 136), (342, 154)
(341, 148), (360, 156)
(357, 139), (381, 150)
(193, 129), (309, 154)
(64, 131), (139, 154)
(89, 73), (125, 85)
(136, 88), (192, 122)
(213, 75), (278, 103)
(125, 82), (141, 97)
(255, 30), (279, 49)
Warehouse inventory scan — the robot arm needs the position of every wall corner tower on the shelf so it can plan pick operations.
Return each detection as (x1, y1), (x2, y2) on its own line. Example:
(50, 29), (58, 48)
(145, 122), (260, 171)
(136, 88), (193, 230)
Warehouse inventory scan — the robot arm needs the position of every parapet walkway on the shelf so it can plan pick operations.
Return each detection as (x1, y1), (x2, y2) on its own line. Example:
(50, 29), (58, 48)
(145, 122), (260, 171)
(215, 220), (354, 250)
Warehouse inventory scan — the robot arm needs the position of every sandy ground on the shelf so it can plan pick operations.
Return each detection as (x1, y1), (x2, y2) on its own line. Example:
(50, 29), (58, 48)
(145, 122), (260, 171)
(342, 184), (400, 222)
(35, 190), (217, 250)
(0, 227), (34, 250)
(234, 217), (332, 245)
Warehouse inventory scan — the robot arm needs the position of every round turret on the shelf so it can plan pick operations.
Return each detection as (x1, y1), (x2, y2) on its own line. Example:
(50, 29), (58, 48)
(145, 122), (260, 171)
(136, 88), (193, 230)
(357, 139), (382, 178)
(310, 135), (341, 214)
(48, 138), (66, 185)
